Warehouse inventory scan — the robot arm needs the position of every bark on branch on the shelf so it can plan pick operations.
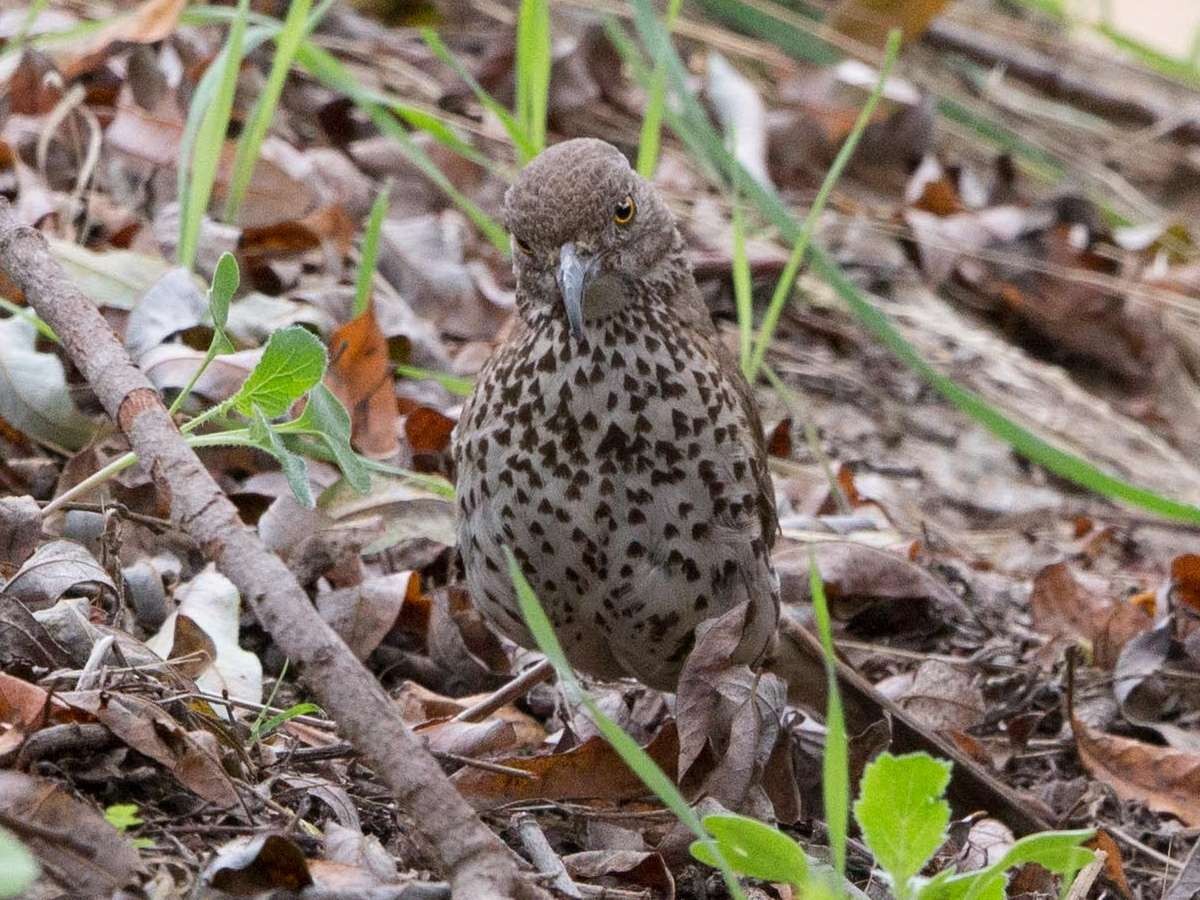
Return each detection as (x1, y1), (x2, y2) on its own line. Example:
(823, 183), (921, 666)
(0, 199), (539, 900)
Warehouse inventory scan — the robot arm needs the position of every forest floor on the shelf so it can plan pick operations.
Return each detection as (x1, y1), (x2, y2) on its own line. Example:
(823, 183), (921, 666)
(2, 0), (1200, 897)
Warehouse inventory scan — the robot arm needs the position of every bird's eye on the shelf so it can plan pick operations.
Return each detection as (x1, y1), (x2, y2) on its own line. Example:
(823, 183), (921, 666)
(613, 195), (636, 225)
(514, 236), (533, 255)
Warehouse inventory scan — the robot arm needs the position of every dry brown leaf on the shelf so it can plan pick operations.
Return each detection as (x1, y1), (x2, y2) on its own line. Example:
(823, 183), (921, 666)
(58, 690), (238, 806)
(0, 771), (143, 894)
(58, 0), (186, 77)
(452, 725), (679, 810)
(1072, 712), (1200, 825)
(239, 204), (356, 259)
(325, 308), (400, 458)
(899, 660), (986, 733)
(1030, 562), (1113, 644)
(316, 571), (414, 660)
(564, 850), (675, 899)
(106, 103), (316, 228)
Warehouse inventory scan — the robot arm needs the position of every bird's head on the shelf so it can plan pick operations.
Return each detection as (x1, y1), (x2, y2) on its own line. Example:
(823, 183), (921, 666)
(503, 138), (679, 340)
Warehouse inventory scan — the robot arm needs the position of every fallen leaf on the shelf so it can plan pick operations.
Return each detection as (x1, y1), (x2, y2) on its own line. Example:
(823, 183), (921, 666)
(0, 772), (142, 894)
(1072, 713), (1200, 825)
(59, 690), (238, 807)
(899, 659), (986, 733)
(145, 565), (263, 707)
(316, 571), (415, 660)
(325, 308), (400, 458)
(4, 540), (116, 610)
(453, 725), (679, 810)
(0, 318), (97, 451)
(202, 833), (313, 893)
(564, 850), (675, 899)
(57, 0), (186, 78)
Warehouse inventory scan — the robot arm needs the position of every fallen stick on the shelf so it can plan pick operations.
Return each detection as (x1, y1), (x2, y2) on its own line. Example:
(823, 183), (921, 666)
(0, 200), (542, 900)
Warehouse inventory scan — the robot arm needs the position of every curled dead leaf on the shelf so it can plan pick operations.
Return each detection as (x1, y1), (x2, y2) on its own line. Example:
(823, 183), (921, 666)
(1072, 712), (1200, 825)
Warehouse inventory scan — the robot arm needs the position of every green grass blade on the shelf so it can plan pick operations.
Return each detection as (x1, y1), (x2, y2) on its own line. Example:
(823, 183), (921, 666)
(223, 0), (317, 223)
(810, 555), (848, 886)
(730, 174), (753, 371)
(395, 364), (474, 397)
(354, 183), (390, 317)
(625, 0), (1200, 525)
(296, 41), (510, 253)
(515, 0), (551, 156)
(178, 0), (250, 271)
(635, 0), (683, 178)
(422, 28), (536, 161)
(745, 29), (900, 381)
(504, 550), (747, 900)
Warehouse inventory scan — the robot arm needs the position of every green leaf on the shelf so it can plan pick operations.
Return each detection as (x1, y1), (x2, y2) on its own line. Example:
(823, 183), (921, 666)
(0, 828), (38, 898)
(276, 383), (370, 493)
(811, 556), (849, 883)
(505, 550), (748, 900)
(249, 701), (323, 742)
(514, 0), (550, 157)
(178, 0), (250, 271)
(635, 0), (682, 178)
(224, 0), (316, 222)
(854, 752), (952, 895)
(354, 185), (390, 318)
(917, 830), (1095, 900)
(104, 803), (143, 831)
(209, 252), (239, 328)
(231, 326), (327, 419)
(296, 41), (510, 253)
(422, 28), (536, 161)
(622, 0), (1200, 527)
(250, 406), (314, 507)
(690, 814), (808, 887)
(744, 29), (900, 381)
(395, 363), (474, 397)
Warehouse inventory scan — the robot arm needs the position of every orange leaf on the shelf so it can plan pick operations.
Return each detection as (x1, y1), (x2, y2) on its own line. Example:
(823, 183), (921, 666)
(325, 308), (399, 458)
(405, 407), (456, 455)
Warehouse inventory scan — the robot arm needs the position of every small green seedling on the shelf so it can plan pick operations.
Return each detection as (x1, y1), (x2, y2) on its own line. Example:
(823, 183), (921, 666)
(104, 804), (155, 850)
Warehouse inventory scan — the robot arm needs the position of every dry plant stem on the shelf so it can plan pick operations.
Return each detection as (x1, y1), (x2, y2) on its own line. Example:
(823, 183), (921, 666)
(0, 201), (542, 900)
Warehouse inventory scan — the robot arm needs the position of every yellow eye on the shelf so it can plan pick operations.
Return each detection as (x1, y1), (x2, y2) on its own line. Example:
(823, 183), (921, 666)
(514, 236), (533, 255)
(613, 195), (636, 225)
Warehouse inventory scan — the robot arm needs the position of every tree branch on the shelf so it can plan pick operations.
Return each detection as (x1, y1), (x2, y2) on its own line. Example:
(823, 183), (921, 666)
(0, 199), (540, 900)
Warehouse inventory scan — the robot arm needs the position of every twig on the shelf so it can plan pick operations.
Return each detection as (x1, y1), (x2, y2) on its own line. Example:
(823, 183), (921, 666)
(454, 659), (555, 723)
(514, 813), (582, 899)
(0, 200), (542, 900)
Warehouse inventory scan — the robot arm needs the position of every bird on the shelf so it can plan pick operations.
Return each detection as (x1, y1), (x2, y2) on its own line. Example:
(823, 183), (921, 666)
(453, 138), (781, 692)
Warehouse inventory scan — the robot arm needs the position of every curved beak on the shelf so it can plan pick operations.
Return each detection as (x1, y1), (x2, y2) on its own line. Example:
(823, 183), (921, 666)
(556, 242), (598, 340)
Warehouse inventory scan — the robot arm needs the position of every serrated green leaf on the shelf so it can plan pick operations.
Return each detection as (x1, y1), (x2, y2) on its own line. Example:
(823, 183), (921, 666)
(854, 752), (952, 893)
(250, 406), (315, 507)
(276, 383), (370, 493)
(209, 252), (239, 328)
(0, 828), (38, 898)
(690, 814), (808, 886)
(231, 326), (327, 419)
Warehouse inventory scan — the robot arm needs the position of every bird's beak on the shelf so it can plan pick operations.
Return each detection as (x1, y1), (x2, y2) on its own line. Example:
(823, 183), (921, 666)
(556, 242), (597, 340)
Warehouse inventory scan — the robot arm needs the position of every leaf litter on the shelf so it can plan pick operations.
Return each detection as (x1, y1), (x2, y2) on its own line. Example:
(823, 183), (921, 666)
(2, 0), (1200, 896)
